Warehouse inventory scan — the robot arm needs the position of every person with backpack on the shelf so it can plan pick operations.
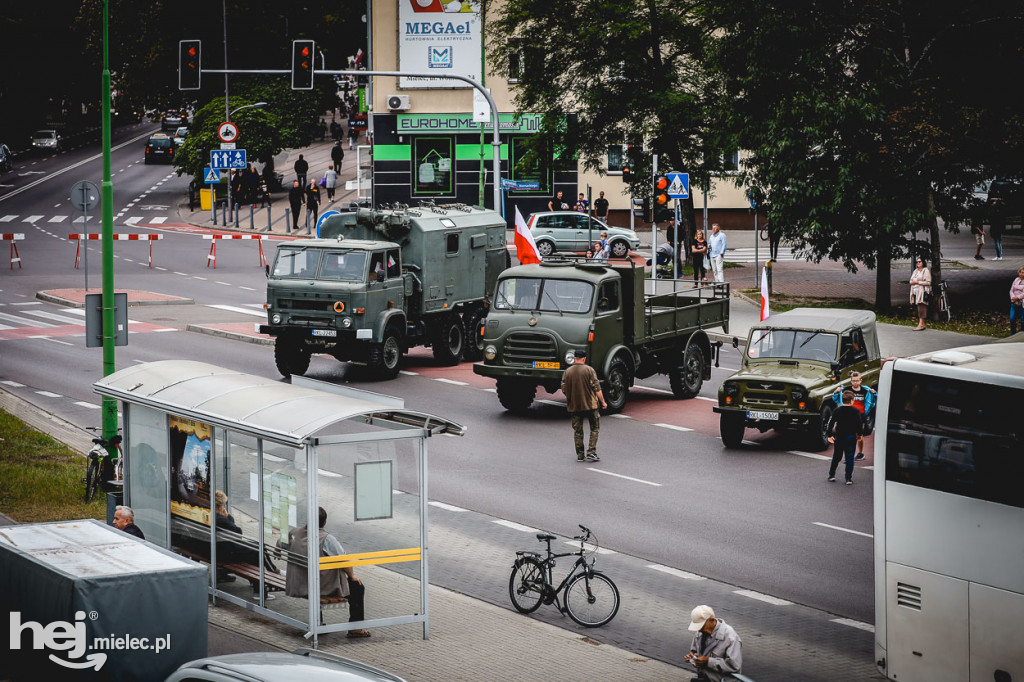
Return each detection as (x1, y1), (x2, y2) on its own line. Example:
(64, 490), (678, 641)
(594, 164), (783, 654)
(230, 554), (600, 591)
(832, 371), (876, 461)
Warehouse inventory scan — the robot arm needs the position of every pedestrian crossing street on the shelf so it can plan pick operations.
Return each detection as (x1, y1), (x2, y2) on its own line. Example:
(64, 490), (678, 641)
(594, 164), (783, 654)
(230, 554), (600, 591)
(724, 247), (800, 263)
(0, 300), (177, 342)
(0, 213), (176, 227)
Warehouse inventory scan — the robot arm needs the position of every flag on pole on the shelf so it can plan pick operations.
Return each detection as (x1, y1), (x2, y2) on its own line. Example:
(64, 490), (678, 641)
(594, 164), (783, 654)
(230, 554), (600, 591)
(513, 206), (542, 265)
(760, 265), (771, 321)
(354, 48), (364, 66)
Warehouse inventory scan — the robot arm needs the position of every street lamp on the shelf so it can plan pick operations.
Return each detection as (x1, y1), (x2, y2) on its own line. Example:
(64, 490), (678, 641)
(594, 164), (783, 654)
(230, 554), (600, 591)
(225, 102), (268, 217)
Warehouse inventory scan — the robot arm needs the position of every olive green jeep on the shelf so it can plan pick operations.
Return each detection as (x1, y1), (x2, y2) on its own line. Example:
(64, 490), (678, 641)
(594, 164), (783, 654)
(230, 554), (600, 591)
(714, 308), (882, 450)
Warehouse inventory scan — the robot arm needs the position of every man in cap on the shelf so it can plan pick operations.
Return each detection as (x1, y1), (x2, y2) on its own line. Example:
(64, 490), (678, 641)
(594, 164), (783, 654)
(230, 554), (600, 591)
(560, 350), (607, 462)
(685, 604), (743, 681)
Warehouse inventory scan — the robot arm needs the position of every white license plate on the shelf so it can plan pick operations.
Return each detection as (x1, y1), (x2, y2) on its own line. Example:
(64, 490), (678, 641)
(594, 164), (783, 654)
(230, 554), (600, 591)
(311, 329), (337, 337)
(747, 410), (779, 421)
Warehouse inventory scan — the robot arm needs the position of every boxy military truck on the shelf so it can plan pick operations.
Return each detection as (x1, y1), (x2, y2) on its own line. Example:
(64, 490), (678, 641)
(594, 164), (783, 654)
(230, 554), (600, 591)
(259, 204), (509, 379)
(472, 258), (730, 412)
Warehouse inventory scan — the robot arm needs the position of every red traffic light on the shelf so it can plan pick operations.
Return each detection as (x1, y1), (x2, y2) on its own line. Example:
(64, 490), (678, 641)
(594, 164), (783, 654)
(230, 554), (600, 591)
(654, 176), (671, 206)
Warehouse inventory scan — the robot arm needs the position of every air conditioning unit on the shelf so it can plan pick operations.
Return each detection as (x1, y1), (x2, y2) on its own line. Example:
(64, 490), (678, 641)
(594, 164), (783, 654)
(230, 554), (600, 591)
(387, 94), (411, 111)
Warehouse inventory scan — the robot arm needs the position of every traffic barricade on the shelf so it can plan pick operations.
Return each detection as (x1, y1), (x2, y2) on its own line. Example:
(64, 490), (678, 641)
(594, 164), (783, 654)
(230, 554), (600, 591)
(69, 233), (164, 268)
(1, 233), (23, 269)
(202, 234), (267, 269)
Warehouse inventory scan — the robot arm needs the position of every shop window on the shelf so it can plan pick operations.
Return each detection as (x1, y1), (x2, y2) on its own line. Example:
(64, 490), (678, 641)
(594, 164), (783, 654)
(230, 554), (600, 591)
(509, 136), (551, 196)
(413, 137), (454, 196)
(607, 145), (625, 174)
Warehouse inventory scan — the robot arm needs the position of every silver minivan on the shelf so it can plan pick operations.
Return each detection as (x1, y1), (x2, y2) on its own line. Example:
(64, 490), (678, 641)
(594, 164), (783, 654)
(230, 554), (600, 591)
(526, 211), (640, 258)
(31, 129), (62, 153)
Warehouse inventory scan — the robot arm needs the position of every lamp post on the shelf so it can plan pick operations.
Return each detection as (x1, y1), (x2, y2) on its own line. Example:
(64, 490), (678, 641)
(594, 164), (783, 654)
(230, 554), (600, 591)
(99, 0), (117, 441)
(224, 102), (268, 215)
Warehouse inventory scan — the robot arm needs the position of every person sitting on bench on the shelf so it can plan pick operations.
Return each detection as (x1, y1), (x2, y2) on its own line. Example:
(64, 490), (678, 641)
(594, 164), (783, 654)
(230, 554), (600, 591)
(214, 490), (278, 599)
(285, 506), (370, 638)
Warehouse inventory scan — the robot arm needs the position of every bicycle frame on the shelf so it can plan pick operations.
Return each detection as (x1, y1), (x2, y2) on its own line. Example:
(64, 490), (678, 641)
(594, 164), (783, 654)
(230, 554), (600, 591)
(517, 539), (594, 609)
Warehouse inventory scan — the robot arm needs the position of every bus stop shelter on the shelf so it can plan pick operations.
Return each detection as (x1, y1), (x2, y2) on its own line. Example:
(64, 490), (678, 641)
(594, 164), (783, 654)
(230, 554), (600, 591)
(93, 360), (464, 644)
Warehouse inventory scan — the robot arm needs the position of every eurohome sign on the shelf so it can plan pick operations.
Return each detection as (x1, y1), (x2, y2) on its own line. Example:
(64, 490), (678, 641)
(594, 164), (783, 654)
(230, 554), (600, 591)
(399, 0), (481, 88)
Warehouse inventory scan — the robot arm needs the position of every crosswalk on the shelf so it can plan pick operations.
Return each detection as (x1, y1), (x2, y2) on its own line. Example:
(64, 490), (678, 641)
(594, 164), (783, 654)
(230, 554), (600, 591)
(725, 247), (800, 263)
(1, 213), (177, 227)
(0, 301), (177, 342)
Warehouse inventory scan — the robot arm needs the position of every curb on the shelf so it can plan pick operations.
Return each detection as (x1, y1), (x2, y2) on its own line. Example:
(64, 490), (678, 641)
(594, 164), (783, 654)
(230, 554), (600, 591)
(36, 291), (195, 309)
(185, 324), (273, 345)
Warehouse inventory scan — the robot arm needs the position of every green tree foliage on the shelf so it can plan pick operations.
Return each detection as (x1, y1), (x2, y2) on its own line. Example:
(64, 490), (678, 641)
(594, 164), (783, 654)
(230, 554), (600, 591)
(484, 0), (733, 246)
(173, 97), (282, 181)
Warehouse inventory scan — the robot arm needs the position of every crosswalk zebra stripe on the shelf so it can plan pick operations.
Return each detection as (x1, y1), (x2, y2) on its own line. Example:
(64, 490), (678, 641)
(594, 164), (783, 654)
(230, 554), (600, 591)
(0, 215), (16, 223)
(21, 310), (88, 325)
(0, 311), (55, 327)
(48, 215), (68, 223)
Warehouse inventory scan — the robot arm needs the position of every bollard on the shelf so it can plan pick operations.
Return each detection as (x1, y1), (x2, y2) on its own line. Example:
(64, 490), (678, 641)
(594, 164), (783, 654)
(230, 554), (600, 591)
(285, 208), (291, 234)
(233, 203), (240, 228)
(249, 204), (255, 230)
(263, 205), (272, 232)
(221, 201), (228, 227)
(305, 209), (311, 234)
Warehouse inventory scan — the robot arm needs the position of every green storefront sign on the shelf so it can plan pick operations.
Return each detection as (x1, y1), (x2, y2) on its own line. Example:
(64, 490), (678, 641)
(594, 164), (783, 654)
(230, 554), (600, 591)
(397, 113), (542, 134)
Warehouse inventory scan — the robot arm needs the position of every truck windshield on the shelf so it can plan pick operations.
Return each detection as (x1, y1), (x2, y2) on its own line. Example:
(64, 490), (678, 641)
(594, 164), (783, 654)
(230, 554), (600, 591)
(320, 250), (368, 281)
(746, 329), (838, 362)
(272, 247), (321, 278)
(494, 278), (593, 313)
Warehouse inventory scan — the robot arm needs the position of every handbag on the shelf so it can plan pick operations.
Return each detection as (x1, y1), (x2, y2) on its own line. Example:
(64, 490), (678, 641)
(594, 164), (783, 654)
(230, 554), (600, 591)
(922, 289), (931, 303)
(319, 176), (327, 187)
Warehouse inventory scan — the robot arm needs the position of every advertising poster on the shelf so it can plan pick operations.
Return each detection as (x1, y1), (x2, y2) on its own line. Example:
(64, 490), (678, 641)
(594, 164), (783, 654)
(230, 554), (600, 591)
(399, 0), (481, 89)
(169, 416), (212, 525)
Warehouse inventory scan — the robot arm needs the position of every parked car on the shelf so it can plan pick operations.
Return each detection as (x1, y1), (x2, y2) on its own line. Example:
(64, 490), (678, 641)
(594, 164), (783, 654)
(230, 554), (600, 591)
(0, 143), (13, 173)
(165, 649), (407, 682)
(526, 212), (640, 258)
(162, 111), (187, 131)
(145, 133), (176, 164)
(987, 177), (1024, 219)
(31, 129), (62, 153)
(172, 126), (189, 146)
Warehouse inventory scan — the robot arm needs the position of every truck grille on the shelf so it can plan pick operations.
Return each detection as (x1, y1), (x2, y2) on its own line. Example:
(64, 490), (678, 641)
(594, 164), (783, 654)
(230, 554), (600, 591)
(503, 332), (557, 365)
(744, 392), (788, 406)
(279, 299), (335, 312)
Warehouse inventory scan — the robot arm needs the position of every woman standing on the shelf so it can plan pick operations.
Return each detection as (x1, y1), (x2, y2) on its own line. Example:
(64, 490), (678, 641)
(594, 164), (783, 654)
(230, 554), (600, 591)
(1009, 266), (1024, 335)
(324, 166), (338, 202)
(691, 230), (708, 284)
(909, 257), (932, 331)
(305, 180), (322, 229)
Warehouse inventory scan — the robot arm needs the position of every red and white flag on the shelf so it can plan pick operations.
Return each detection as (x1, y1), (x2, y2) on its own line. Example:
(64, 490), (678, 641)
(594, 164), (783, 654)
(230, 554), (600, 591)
(514, 206), (542, 265)
(760, 265), (771, 321)
(354, 48), (364, 66)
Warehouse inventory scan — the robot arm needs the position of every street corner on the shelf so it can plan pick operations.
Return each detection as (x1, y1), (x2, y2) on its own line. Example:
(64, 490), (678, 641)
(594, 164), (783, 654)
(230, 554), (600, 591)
(185, 321), (273, 345)
(36, 288), (194, 308)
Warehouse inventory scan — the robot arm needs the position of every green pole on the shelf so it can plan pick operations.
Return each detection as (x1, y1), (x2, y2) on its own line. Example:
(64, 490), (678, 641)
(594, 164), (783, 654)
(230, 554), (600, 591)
(100, 0), (117, 440)
(477, 5), (486, 207)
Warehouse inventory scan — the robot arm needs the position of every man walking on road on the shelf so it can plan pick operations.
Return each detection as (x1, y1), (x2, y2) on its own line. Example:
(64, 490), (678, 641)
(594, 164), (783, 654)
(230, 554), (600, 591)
(827, 389), (863, 484)
(561, 350), (606, 462)
(288, 180), (305, 231)
(708, 223), (727, 283)
(832, 371), (876, 461)
(685, 605), (743, 682)
(294, 154), (309, 188)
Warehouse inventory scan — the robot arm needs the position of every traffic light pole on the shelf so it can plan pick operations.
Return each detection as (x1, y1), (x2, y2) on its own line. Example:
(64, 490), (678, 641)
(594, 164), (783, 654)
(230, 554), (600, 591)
(650, 155), (658, 281)
(202, 68), (505, 214)
(99, 0), (117, 442)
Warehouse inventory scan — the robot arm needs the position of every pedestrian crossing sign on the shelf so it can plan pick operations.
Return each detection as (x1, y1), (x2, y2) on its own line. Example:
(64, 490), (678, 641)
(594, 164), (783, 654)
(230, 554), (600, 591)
(666, 172), (689, 199)
(204, 167), (220, 184)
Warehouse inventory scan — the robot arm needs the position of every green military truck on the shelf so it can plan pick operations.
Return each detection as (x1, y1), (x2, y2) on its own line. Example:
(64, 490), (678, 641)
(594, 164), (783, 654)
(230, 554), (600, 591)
(472, 258), (730, 412)
(713, 308), (883, 449)
(259, 204), (509, 379)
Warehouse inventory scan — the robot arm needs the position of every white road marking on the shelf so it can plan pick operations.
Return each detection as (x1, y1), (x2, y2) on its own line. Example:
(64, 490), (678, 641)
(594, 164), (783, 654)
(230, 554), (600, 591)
(175, 272), (189, 276)
(863, 465), (874, 470)
(0, 311), (55, 327)
(239, 286), (256, 291)
(433, 378), (468, 386)
(646, 564), (705, 581)
(428, 501), (467, 512)
(21, 310), (87, 325)
(48, 215), (68, 223)
(41, 337), (73, 345)
(538, 399), (562, 406)
(587, 468), (662, 486)
(813, 522), (873, 538)
(492, 519), (540, 533)
(565, 541), (616, 555)
(150, 216), (167, 224)
(831, 618), (874, 633)
(741, 440), (760, 446)
(653, 423), (693, 432)
(634, 384), (673, 395)
(399, 370), (419, 376)
(155, 267), (167, 271)
(206, 304), (266, 318)
(215, 281), (232, 286)
(11, 301), (41, 305)
(484, 388), (496, 393)
(72, 216), (93, 223)
(609, 413), (632, 419)
(695, 396), (717, 402)
(788, 450), (831, 461)
(733, 589), (792, 606)
(1, 380), (26, 387)
(74, 401), (101, 409)
(0, 215), (16, 222)
(193, 276), (207, 281)
(23, 215), (42, 224)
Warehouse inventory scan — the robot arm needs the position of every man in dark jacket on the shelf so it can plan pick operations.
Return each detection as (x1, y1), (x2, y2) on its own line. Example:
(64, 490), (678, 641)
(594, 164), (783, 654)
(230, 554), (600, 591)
(827, 389), (863, 484)
(294, 154), (309, 188)
(288, 180), (305, 231)
(560, 350), (607, 462)
(112, 505), (145, 540)
(331, 142), (345, 173)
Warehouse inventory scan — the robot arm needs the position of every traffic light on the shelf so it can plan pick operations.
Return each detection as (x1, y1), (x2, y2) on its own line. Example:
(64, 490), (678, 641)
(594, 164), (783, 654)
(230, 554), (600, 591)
(178, 40), (201, 91)
(292, 40), (316, 90)
(652, 175), (672, 223)
(632, 196), (650, 223)
(622, 165), (631, 181)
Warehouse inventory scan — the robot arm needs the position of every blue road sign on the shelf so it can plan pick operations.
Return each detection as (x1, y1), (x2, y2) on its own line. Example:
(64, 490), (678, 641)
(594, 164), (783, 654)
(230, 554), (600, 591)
(500, 178), (541, 191)
(316, 210), (341, 237)
(666, 172), (690, 199)
(203, 167), (220, 184)
(210, 149), (247, 170)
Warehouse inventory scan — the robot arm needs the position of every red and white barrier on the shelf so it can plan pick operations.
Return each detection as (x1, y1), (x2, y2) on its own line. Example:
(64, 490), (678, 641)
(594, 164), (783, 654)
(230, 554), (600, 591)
(68, 233), (164, 268)
(202, 234), (267, 269)
(1, 233), (23, 269)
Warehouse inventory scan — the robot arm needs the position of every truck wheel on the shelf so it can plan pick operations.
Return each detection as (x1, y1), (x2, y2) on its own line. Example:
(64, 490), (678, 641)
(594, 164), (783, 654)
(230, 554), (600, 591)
(462, 308), (486, 362)
(669, 345), (705, 399)
(720, 413), (745, 448)
(432, 315), (465, 366)
(537, 240), (554, 257)
(811, 403), (834, 451)
(603, 359), (630, 413)
(610, 240), (630, 258)
(368, 324), (403, 380)
(496, 378), (536, 413)
(274, 337), (311, 378)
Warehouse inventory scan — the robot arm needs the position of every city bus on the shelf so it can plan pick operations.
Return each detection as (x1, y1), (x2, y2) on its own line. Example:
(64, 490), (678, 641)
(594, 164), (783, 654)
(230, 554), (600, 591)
(874, 337), (1024, 682)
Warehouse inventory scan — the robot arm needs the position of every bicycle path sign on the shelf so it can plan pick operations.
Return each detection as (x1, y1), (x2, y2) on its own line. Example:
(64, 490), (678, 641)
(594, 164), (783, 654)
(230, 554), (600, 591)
(666, 172), (689, 199)
(210, 149), (247, 169)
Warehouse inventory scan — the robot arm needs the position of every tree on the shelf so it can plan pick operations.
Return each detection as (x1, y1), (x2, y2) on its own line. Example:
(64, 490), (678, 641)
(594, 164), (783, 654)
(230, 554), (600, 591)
(485, 0), (734, 254)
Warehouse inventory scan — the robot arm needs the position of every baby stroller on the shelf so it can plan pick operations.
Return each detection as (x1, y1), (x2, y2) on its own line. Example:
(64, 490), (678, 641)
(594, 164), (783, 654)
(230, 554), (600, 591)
(647, 243), (679, 279)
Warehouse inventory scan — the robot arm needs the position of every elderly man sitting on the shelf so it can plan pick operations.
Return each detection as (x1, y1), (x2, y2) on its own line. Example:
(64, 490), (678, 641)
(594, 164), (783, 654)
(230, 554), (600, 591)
(685, 604), (743, 682)
(112, 505), (145, 540)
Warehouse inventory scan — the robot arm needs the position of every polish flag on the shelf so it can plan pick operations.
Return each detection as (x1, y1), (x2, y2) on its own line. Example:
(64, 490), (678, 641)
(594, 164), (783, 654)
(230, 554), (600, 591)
(354, 48), (364, 66)
(514, 206), (542, 265)
(760, 265), (771, 321)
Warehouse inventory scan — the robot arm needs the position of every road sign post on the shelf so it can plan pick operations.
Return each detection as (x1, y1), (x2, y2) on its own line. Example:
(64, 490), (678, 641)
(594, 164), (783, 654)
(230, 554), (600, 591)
(70, 181), (100, 291)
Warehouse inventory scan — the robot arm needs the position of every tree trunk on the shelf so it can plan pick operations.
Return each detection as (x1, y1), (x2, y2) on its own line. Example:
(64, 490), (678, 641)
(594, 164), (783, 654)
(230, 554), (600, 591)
(926, 189), (943, 321)
(680, 194), (697, 265)
(875, 246), (892, 312)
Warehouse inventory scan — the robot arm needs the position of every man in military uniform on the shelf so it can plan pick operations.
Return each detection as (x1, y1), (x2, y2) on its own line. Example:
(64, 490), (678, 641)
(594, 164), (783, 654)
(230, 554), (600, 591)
(561, 350), (607, 462)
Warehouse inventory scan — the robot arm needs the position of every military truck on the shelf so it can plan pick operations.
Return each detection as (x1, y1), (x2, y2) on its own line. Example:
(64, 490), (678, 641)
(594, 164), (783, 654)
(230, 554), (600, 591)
(472, 258), (730, 412)
(713, 308), (882, 450)
(259, 204), (509, 379)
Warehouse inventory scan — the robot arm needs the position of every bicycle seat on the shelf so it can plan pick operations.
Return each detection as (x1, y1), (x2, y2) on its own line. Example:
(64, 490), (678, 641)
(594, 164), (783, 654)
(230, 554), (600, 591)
(92, 438), (105, 445)
(536, 533), (556, 542)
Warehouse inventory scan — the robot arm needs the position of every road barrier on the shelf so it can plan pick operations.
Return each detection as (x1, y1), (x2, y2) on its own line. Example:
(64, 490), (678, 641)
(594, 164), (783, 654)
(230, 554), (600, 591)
(203, 234), (267, 269)
(68, 234), (164, 268)
(1, 233), (23, 269)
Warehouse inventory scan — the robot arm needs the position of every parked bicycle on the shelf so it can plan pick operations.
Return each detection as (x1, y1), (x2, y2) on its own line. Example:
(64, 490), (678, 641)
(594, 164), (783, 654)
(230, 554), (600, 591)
(508, 525), (620, 627)
(83, 430), (123, 503)
(936, 280), (951, 322)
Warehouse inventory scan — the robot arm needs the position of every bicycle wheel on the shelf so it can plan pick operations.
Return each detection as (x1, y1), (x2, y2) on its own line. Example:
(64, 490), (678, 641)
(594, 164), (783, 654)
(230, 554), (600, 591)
(508, 557), (546, 614)
(84, 458), (100, 503)
(564, 570), (620, 627)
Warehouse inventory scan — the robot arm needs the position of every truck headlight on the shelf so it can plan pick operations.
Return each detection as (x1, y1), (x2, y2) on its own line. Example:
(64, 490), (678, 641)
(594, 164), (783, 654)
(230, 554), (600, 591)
(272, 313), (281, 324)
(484, 345), (497, 360)
(342, 317), (352, 328)
(564, 350), (576, 365)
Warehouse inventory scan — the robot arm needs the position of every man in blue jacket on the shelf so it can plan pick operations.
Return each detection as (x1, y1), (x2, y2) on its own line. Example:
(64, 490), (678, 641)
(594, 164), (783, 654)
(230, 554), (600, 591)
(832, 371), (876, 461)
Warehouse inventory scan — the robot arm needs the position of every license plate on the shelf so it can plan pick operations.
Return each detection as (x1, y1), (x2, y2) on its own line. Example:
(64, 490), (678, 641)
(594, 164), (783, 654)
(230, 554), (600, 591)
(311, 329), (337, 337)
(533, 361), (560, 369)
(747, 410), (779, 421)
